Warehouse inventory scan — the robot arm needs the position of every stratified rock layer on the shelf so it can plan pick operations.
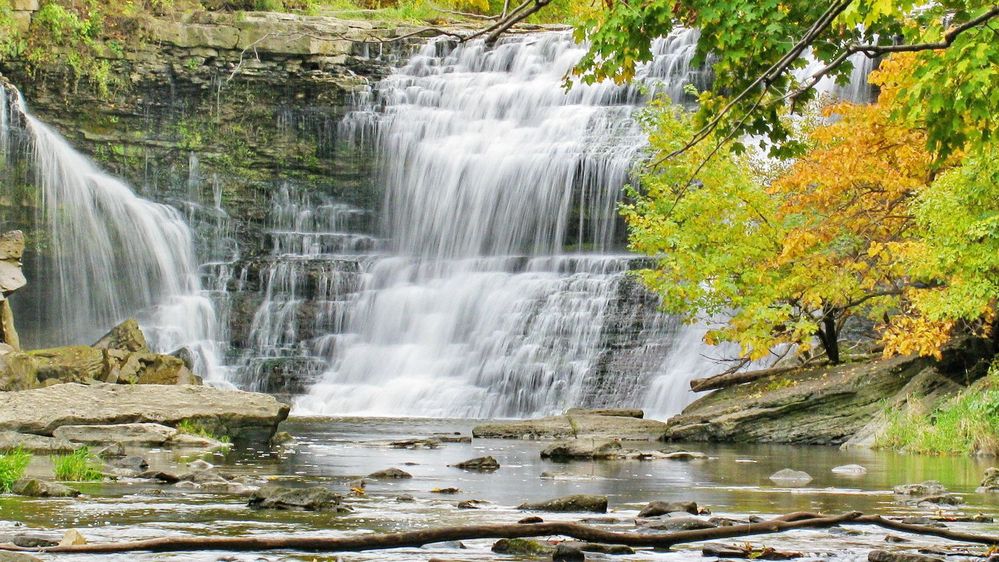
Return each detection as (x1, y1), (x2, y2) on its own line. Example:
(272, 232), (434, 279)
(0, 383), (289, 442)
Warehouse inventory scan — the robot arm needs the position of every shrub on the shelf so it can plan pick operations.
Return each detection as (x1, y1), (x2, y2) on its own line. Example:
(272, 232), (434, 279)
(52, 447), (104, 481)
(0, 448), (32, 493)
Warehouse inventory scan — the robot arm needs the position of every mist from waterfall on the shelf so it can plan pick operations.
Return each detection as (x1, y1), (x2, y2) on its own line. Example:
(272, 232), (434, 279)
(0, 86), (224, 381)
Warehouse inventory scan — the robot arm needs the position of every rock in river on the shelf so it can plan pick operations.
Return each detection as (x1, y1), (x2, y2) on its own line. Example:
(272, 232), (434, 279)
(473, 410), (666, 440)
(12, 479), (80, 498)
(894, 481), (946, 496)
(0, 383), (289, 443)
(540, 439), (625, 461)
(518, 494), (608, 513)
(248, 486), (342, 511)
(769, 469), (813, 485)
(450, 456), (500, 471)
(367, 467), (412, 479)
(637, 500), (699, 518)
(978, 467), (999, 493)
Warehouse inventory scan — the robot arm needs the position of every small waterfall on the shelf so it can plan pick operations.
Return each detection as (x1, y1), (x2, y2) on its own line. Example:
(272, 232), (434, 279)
(0, 86), (223, 380)
(297, 30), (727, 418)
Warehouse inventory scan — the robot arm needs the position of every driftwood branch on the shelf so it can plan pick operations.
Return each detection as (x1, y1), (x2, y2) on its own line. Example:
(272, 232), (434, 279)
(0, 513), (863, 554)
(690, 365), (799, 392)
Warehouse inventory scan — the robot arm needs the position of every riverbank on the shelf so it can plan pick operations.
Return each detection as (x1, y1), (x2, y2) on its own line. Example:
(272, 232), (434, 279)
(3, 416), (999, 561)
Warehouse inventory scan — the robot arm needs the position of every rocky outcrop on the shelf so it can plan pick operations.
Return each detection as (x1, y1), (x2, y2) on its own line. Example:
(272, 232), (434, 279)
(0, 382), (289, 442)
(663, 355), (954, 446)
(472, 410), (667, 440)
(0, 319), (202, 391)
(0, 230), (26, 352)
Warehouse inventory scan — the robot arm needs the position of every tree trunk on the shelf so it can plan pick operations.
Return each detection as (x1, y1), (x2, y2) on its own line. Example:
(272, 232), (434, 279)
(817, 312), (841, 364)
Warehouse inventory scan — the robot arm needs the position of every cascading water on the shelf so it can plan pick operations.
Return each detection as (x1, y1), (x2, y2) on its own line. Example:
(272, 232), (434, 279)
(294, 30), (723, 418)
(0, 85), (224, 380)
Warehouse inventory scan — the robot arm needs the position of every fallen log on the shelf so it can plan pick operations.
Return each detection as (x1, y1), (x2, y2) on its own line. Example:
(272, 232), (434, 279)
(780, 512), (999, 545)
(690, 365), (799, 392)
(0, 512), (862, 554)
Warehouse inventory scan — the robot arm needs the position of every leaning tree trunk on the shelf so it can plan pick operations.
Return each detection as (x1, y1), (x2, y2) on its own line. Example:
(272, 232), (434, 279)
(816, 311), (841, 364)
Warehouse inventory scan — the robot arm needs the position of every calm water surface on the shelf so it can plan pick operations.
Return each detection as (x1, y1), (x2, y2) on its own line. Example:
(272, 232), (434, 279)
(1, 417), (997, 561)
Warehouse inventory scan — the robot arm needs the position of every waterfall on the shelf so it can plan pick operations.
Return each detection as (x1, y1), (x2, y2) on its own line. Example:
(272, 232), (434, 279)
(0, 86), (224, 380)
(294, 30), (722, 418)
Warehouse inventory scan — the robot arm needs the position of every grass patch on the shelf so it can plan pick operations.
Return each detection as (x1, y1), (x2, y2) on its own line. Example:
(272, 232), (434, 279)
(51, 447), (104, 482)
(0, 448), (32, 493)
(177, 420), (231, 443)
(877, 361), (999, 455)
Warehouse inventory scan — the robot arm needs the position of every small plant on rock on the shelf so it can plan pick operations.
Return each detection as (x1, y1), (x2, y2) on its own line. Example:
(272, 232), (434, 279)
(52, 447), (104, 482)
(0, 448), (32, 493)
(177, 419), (230, 443)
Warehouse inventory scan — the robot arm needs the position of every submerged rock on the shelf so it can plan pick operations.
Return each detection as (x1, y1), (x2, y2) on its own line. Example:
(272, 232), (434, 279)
(0, 383), (289, 443)
(637, 500), (699, 518)
(518, 494), (608, 513)
(832, 464), (867, 475)
(0, 531), (59, 548)
(248, 486), (342, 511)
(565, 542), (635, 555)
(389, 438), (440, 449)
(661, 451), (707, 461)
(0, 552), (44, 562)
(894, 481), (946, 496)
(450, 456), (500, 471)
(636, 516), (717, 531)
(473, 412), (666, 440)
(367, 467), (412, 479)
(565, 408), (644, 419)
(518, 516), (544, 524)
(12, 478), (80, 498)
(769, 469), (813, 485)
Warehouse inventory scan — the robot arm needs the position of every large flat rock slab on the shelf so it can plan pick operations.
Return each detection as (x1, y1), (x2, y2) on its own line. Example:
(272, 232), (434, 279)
(472, 411), (667, 440)
(662, 355), (939, 445)
(0, 383), (289, 443)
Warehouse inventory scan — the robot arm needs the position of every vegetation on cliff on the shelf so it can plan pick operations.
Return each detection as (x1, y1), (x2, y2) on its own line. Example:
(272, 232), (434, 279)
(608, 2), (997, 366)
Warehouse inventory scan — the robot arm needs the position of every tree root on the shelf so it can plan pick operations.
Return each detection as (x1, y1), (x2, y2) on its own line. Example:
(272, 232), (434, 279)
(0, 511), (995, 555)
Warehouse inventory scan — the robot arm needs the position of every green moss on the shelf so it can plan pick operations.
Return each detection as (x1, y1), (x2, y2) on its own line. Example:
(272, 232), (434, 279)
(0, 448), (32, 493)
(51, 447), (103, 482)
(877, 360), (999, 455)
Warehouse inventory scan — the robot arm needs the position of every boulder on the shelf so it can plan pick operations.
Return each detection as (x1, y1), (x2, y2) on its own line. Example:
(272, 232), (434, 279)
(491, 538), (554, 555)
(637, 500), (699, 518)
(367, 467), (412, 479)
(541, 440), (625, 461)
(474, 413), (666, 440)
(518, 494), (608, 513)
(121, 352), (201, 385)
(0, 383), (289, 443)
(661, 451), (707, 461)
(0, 430), (77, 454)
(769, 469), (813, 485)
(58, 529), (87, 546)
(552, 543), (585, 562)
(53, 423), (178, 446)
(248, 486), (342, 511)
(12, 478), (80, 498)
(450, 456), (500, 471)
(565, 542), (635, 555)
(92, 319), (148, 353)
(978, 467), (999, 493)
(0, 531), (59, 548)
(28, 346), (106, 384)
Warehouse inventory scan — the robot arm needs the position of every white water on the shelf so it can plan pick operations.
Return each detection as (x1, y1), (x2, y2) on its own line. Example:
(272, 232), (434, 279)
(295, 30), (724, 418)
(0, 87), (224, 381)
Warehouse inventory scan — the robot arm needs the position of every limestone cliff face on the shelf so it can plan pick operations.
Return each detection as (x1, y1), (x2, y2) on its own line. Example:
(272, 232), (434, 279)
(0, 11), (429, 350)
